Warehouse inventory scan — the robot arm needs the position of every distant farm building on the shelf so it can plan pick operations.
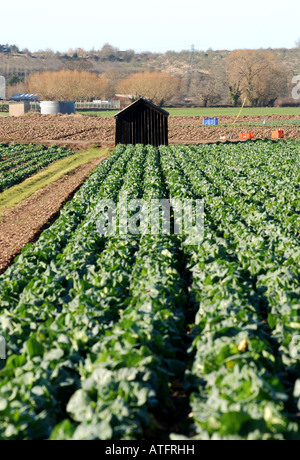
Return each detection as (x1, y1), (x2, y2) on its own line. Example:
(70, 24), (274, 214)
(115, 94), (133, 109)
(9, 94), (39, 116)
(9, 101), (31, 117)
(115, 98), (169, 147)
(75, 100), (120, 110)
(9, 94), (39, 102)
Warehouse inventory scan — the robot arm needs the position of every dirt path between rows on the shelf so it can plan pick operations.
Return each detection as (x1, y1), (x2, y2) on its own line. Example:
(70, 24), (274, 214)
(0, 156), (107, 274)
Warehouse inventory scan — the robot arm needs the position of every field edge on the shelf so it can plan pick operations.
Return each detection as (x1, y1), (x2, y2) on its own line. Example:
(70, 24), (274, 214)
(0, 147), (111, 212)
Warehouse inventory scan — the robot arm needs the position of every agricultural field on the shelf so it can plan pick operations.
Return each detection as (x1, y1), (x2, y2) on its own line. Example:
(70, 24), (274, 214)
(0, 140), (299, 440)
(0, 143), (75, 192)
(1, 111), (300, 147)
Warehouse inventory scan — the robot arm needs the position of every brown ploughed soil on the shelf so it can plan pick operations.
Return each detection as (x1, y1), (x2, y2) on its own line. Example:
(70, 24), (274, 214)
(168, 115), (300, 143)
(0, 156), (106, 274)
(0, 113), (300, 147)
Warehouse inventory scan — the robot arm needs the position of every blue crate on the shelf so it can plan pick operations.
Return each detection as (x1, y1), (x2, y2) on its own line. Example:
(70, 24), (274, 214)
(203, 117), (219, 125)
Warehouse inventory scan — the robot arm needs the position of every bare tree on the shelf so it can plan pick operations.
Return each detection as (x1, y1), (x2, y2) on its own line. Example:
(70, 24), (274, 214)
(225, 50), (289, 106)
(187, 70), (221, 107)
(6, 80), (28, 99)
(100, 44), (120, 61)
(28, 70), (112, 101)
(116, 71), (181, 107)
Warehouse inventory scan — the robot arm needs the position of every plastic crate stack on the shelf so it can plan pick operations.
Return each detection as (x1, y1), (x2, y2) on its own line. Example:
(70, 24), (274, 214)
(203, 117), (219, 125)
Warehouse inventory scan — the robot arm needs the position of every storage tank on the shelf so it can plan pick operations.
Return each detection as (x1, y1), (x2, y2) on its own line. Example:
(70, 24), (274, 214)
(40, 101), (60, 115)
(59, 101), (75, 114)
(40, 101), (75, 115)
(0, 76), (6, 100)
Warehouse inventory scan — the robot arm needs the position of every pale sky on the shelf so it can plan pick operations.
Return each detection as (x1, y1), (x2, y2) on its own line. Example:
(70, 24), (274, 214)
(1, 0), (300, 53)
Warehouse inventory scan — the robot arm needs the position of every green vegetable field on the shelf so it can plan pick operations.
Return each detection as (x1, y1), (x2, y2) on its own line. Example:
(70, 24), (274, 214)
(0, 140), (300, 440)
(0, 143), (75, 192)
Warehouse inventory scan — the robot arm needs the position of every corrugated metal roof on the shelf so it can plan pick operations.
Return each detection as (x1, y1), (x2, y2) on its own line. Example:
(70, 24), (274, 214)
(10, 94), (39, 102)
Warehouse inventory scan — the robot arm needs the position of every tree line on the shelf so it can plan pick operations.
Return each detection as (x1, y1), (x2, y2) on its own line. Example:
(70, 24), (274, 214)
(6, 49), (294, 107)
(0, 44), (22, 54)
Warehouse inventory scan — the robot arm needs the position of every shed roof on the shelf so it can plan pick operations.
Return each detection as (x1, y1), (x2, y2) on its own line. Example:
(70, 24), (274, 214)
(114, 98), (169, 118)
(10, 94), (39, 102)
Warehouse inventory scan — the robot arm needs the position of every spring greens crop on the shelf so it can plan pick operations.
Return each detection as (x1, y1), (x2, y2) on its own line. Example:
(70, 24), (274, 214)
(0, 143), (76, 192)
(0, 140), (300, 440)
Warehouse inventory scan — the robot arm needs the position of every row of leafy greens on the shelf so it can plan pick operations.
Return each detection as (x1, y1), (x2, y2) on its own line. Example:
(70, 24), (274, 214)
(0, 140), (299, 440)
(0, 143), (75, 192)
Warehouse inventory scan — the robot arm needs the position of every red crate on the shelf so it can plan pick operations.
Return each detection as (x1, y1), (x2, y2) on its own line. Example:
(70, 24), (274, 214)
(239, 132), (254, 140)
(272, 130), (284, 139)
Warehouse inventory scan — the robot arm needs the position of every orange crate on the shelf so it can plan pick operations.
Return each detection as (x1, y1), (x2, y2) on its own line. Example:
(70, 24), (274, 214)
(272, 130), (284, 139)
(239, 132), (254, 140)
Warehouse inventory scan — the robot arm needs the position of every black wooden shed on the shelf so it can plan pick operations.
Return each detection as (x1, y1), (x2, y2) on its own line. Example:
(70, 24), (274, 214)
(114, 98), (169, 147)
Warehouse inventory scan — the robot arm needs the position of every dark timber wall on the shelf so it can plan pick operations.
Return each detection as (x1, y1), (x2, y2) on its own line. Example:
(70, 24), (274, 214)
(115, 98), (169, 147)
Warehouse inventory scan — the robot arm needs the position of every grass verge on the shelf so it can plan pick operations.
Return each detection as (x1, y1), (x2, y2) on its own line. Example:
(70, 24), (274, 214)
(167, 107), (300, 117)
(0, 147), (110, 212)
(79, 110), (118, 117)
(79, 107), (300, 118)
